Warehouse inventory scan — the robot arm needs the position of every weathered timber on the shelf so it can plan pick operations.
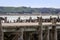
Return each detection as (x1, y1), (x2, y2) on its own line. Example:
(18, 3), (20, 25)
(0, 17), (4, 40)
(44, 26), (49, 40)
(38, 17), (43, 40)
(51, 18), (57, 40)
(16, 17), (20, 22)
(30, 33), (33, 40)
(18, 28), (24, 40)
(4, 17), (7, 23)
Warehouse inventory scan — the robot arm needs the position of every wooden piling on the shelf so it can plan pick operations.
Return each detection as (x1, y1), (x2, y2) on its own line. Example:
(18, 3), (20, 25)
(37, 17), (43, 40)
(18, 28), (24, 40)
(0, 17), (4, 40)
(4, 17), (7, 23)
(51, 18), (57, 40)
(44, 26), (49, 40)
(17, 17), (20, 22)
(29, 17), (32, 22)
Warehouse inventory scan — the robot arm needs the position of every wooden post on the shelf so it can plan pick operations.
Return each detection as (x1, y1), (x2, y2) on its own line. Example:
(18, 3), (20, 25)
(0, 17), (4, 40)
(18, 17), (20, 22)
(13, 20), (16, 23)
(29, 17), (32, 22)
(37, 17), (43, 40)
(24, 32), (26, 40)
(17, 17), (20, 22)
(51, 18), (57, 40)
(4, 17), (7, 23)
(44, 26), (49, 40)
(29, 33), (33, 40)
(37, 17), (39, 22)
(18, 28), (24, 40)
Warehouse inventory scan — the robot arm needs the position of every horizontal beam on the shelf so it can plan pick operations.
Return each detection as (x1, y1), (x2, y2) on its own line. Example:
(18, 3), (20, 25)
(1, 22), (60, 28)
(3, 27), (60, 32)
